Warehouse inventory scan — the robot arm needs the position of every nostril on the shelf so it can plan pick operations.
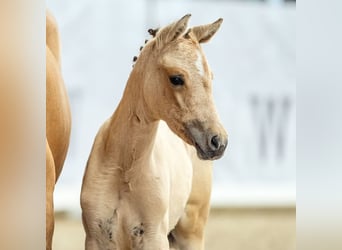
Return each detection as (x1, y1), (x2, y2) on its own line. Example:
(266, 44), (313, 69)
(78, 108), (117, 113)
(210, 135), (220, 150)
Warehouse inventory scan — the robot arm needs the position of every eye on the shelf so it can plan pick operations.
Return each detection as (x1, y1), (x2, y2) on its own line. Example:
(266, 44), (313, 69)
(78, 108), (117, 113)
(169, 75), (184, 86)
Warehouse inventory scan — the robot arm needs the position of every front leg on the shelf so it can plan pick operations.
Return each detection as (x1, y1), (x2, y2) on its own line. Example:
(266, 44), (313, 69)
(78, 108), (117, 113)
(82, 207), (170, 250)
(81, 170), (121, 249)
(171, 158), (212, 250)
(82, 183), (171, 250)
(46, 141), (55, 250)
(170, 202), (210, 250)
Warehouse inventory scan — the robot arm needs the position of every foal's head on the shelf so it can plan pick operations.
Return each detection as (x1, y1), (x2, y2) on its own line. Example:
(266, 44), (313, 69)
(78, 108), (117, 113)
(134, 14), (228, 160)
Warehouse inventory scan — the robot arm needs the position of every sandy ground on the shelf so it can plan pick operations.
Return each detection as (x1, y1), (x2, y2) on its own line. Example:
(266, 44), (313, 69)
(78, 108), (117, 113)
(53, 208), (295, 250)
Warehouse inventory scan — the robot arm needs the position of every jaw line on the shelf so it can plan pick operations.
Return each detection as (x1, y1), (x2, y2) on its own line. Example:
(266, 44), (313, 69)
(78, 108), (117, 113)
(168, 120), (223, 160)
(194, 141), (213, 160)
(183, 123), (210, 160)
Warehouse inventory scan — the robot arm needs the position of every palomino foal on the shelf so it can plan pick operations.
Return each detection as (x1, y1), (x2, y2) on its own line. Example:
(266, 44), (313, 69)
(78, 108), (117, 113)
(81, 15), (227, 250)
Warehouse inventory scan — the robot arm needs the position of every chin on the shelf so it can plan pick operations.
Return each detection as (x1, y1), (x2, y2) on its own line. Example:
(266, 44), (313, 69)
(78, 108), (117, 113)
(194, 143), (226, 161)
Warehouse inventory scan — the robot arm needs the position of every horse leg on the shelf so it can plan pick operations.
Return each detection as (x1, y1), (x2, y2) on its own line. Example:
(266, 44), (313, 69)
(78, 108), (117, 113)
(82, 206), (117, 250)
(83, 204), (171, 250)
(171, 202), (210, 250)
(171, 158), (213, 250)
(84, 235), (101, 250)
(46, 141), (55, 250)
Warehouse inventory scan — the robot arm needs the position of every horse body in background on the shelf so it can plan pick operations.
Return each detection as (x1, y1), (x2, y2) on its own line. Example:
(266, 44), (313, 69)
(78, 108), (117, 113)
(81, 15), (227, 250)
(46, 10), (71, 250)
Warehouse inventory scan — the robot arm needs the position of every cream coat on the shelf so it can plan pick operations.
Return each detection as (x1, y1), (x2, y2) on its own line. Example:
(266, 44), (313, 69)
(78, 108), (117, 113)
(81, 15), (227, 250)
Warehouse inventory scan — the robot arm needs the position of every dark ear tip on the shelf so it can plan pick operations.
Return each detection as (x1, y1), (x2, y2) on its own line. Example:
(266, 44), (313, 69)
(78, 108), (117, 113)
(182, 13), (192, 20)
(216, 18), (223, 24)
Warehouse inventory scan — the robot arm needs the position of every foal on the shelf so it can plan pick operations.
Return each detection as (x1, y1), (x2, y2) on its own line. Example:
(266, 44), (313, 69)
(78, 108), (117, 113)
(81, 14), (227, 250)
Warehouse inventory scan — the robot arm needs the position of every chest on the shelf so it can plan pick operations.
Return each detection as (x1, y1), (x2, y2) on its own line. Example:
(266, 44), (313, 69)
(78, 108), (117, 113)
(118, 122), (193, 232)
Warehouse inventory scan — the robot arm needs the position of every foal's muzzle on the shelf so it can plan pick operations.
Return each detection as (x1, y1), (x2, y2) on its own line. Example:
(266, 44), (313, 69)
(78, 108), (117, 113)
(185, 121), (228, 160)
(195, 134), (227, 160)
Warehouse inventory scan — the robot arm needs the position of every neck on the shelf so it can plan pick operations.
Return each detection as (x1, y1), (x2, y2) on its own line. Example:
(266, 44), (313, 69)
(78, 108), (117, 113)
(104, 63), (158, 169)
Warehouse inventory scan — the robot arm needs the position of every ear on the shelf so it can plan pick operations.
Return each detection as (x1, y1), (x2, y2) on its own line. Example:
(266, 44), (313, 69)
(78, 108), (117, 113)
(192, 18), (223, 43)
(156, 14), (191, 47)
